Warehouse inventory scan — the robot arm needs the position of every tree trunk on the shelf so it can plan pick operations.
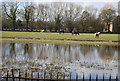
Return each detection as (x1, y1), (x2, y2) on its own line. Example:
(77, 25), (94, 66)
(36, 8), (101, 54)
(13, 20), (16, 31)
(107, 22), (110, 33)
(26, 20), (29, 31)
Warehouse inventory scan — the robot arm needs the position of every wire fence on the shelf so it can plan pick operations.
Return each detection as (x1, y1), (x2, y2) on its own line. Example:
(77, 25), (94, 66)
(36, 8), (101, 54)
(1, 69), (119, 81)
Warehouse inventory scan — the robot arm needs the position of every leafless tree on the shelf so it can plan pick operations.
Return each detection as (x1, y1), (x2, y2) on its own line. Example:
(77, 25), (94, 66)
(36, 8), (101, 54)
(63, 3), (82, 31)
(3, 2), (19, 30)
(99, 3), (116, 32)
(23, 2), (36, 30)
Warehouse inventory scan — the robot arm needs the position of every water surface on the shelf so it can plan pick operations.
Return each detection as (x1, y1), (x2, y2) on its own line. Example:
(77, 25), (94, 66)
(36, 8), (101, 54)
(1, 43), (118, 79)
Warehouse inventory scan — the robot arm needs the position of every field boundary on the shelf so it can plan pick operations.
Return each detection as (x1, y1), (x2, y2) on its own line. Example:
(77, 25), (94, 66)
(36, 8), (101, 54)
(1, 37), (120, 43)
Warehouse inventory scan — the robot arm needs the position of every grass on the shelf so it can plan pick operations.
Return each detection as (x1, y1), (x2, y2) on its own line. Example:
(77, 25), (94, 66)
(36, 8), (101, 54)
(1, 38), (119, 46)
(1, 31), (119, 46)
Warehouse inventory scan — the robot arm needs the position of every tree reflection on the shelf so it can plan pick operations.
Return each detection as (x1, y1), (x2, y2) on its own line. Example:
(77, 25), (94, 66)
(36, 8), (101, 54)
(23, 43), (33, 59)
(10, 43), (15, 55)
(24, 43), (29, 54)
(99, 45), (115, 63)
(79, 45), (94, 58)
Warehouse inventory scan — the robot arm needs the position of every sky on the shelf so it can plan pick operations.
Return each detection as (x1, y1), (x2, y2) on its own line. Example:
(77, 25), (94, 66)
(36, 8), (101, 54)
(0, 0), (119, 11)
(1, 0), (119, 2)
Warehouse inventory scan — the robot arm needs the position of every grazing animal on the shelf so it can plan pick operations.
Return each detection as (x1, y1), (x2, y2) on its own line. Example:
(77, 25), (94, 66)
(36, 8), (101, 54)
(59, 28), (64, 34)
(94, 32), (101, 38)
(72, 30), (79, 35)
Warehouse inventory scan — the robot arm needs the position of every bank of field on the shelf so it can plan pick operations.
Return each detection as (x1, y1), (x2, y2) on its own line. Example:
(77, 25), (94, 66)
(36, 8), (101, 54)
(0, 31), (119, 46)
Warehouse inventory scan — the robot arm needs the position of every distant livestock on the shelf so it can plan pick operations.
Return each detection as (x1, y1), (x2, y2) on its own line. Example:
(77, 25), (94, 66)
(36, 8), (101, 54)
(94, 32), (101, 38)
(59, 28), (64, 34)
(72, 30), (79, 35)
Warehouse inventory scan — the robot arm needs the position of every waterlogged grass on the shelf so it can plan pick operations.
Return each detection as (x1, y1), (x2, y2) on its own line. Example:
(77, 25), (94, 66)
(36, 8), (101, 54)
(1, 38), (119, 46)
(0, 31), (119, 46)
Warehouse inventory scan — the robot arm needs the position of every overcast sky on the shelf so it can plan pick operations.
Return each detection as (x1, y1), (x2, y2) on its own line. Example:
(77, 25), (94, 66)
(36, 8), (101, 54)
(1, 0), (119, 2)
(1, 0), (119, 11)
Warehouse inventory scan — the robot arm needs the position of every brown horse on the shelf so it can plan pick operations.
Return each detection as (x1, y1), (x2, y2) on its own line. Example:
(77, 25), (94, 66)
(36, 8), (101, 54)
(72, 30), (79, 35)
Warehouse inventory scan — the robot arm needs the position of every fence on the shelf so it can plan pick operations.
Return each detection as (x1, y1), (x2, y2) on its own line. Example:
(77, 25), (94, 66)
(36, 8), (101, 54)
(1, 69), (119, 81)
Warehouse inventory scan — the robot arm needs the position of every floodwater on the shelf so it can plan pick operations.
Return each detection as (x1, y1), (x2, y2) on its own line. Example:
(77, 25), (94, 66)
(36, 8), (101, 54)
(1, 43), (119, 79)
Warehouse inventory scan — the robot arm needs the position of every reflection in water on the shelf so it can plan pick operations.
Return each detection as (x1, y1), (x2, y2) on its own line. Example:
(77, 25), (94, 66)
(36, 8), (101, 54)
(2, 43), (119, 79)
(99, 46), (115, 63)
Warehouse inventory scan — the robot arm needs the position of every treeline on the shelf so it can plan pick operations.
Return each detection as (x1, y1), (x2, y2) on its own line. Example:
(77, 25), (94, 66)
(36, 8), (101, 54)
(2, 2), (120, 33)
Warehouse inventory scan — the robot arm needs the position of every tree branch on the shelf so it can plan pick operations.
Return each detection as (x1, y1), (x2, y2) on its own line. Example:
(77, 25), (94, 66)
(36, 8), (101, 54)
(3, 4), (12, 19)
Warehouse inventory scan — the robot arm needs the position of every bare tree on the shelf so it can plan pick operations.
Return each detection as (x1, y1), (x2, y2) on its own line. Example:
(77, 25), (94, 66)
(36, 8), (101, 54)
(80, 6), (97, 32)
(99, 3), (116, 32)
(35, 4), (50, 30)
(3, 2), (19, 30)
(34, 2), (83, 32)
(51, 2), (64, 31)
(23, 2), (35, 31)
(63, 3), (82, 32)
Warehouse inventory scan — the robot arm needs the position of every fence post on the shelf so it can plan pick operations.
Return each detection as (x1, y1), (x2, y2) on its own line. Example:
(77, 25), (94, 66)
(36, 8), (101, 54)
(44, 72), (46, 81)
(25, 70), (27, 81)
(103, 73), (104, 81)
(83, 73), (84, 81)
(116, 75), (118, 81)
(11, 69), (15, 81)
(19, 70), (21, 81)
(89, 73), (91, 81)
(70, 72), (71, 81)
(50, 72), (52, 80)
(6, 70), (8, 81)
(109, 74), (111, 81)
(37, 72), (39, 81)
(96, 74), (98, 81)
(76, 73), (78, 81)
(57, 72), (58, 81)
(63, 72), (65, 81)
(31, 71), (33, 81)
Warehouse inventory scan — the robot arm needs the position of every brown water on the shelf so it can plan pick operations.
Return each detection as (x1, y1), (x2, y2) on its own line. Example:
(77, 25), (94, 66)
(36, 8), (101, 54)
(1, 43), (119, 79)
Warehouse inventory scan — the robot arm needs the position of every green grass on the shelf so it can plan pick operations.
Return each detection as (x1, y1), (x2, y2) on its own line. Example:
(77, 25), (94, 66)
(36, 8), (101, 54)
(1, 31), (119, 41)
(1, 38), (119, 46)
(1, 31), (119, 46)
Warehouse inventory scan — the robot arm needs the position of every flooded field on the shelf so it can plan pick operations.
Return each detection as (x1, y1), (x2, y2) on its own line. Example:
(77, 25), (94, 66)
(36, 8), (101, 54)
(1, 43), (119, 79)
